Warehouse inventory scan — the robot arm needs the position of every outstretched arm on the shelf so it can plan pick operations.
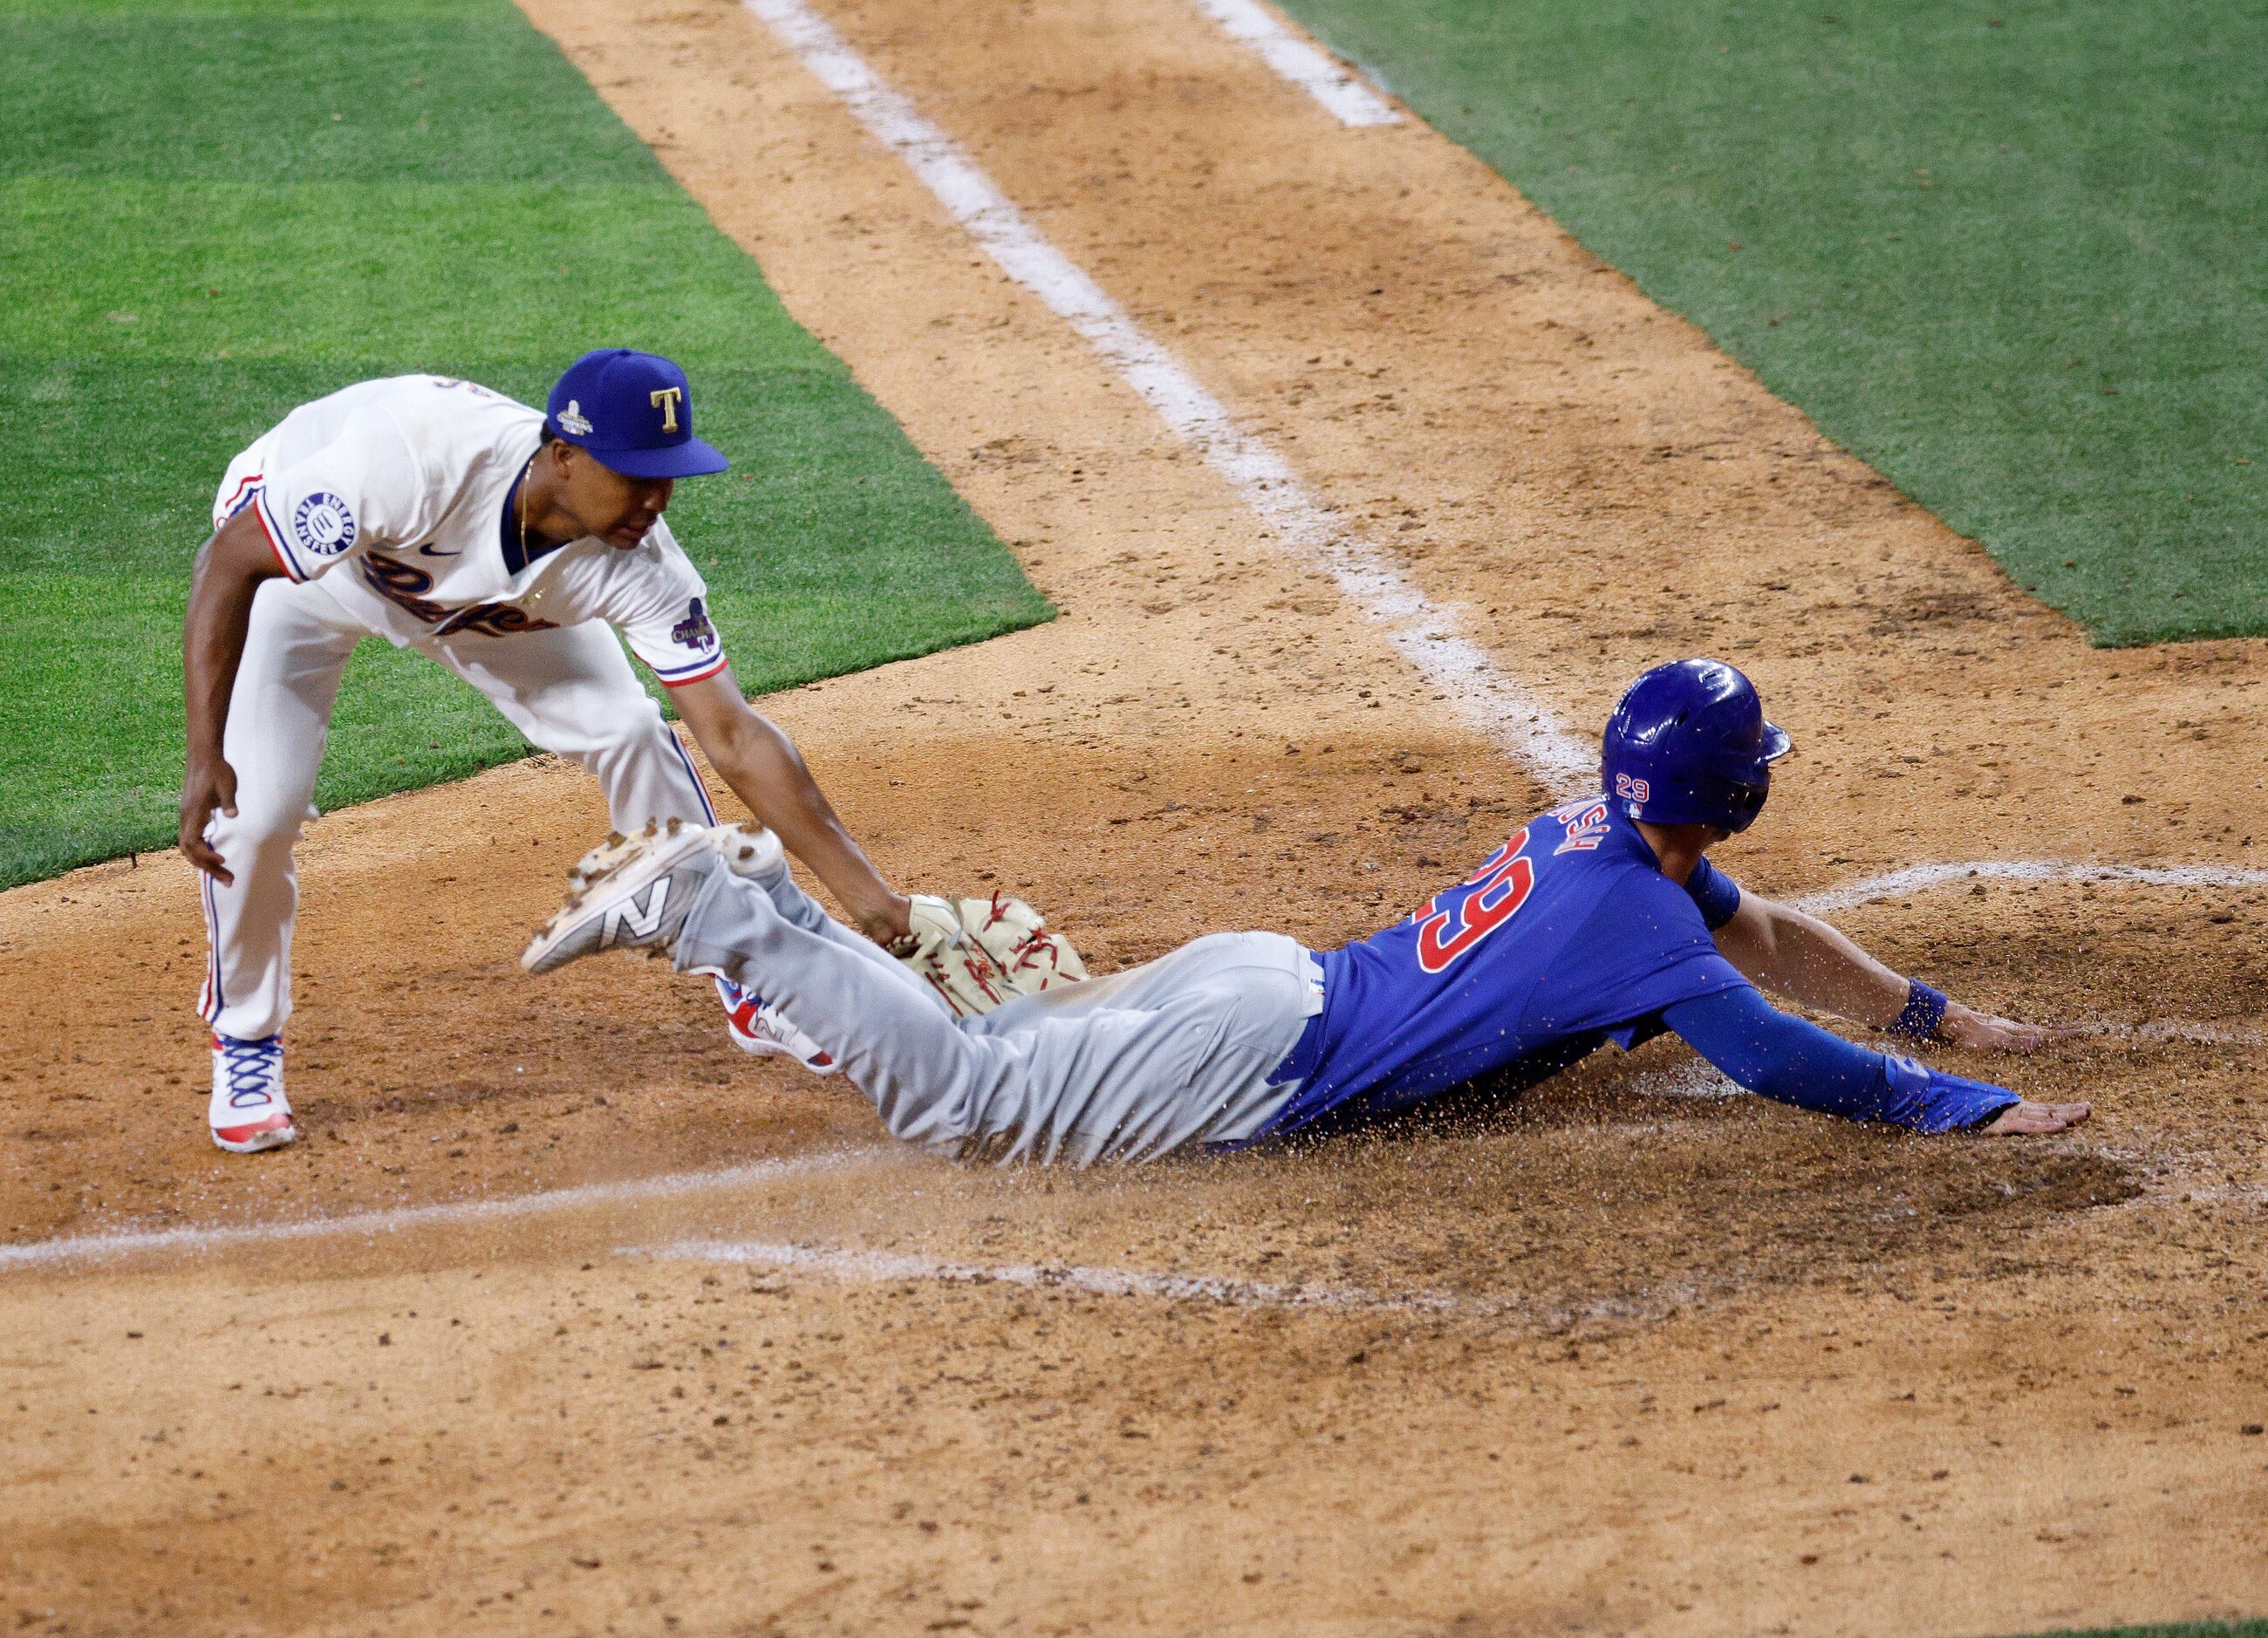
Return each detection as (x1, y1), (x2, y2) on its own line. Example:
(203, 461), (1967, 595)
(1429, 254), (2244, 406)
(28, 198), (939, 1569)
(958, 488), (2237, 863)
(1711, 891), (2053, 1053)
(1662, 986), (2088, 1136)
(669, 669), (913, 947)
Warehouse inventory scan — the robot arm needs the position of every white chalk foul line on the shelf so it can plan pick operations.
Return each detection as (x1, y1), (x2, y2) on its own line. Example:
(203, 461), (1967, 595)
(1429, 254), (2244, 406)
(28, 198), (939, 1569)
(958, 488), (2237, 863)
(744, 0), (1593, 794)
(1189, 0), (1400, 127)
(2082, 1017), (2268, 1047)
(1792, 858), (2268, 918)
(637, 1239), (1697, 1327)
(645, 1237), (1421, 1310)
(1794, 859), (2268, 1035)
(0, 1150), (891, 1273)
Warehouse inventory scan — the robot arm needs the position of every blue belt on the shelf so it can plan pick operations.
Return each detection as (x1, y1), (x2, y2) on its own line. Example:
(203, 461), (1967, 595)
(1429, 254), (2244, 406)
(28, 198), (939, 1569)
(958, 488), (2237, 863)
(1260, 948), (1329, 1088)
(1269, 1003), (1328, 1087)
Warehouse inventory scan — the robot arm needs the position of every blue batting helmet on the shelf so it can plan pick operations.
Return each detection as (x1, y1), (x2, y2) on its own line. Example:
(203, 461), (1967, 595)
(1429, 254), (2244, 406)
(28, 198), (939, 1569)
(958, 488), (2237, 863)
(1600, 659), (1793, 833)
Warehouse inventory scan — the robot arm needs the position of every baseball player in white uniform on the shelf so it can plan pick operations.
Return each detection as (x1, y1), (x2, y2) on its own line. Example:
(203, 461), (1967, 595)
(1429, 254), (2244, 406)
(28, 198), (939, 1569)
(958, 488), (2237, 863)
(181, 349), (914, 1153)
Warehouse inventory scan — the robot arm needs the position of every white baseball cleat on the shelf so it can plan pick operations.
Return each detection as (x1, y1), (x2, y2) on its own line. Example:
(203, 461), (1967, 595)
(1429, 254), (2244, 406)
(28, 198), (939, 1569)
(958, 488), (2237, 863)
(524, 819), (723, 975)
(710, 822), (785, 882)
(565, 821), (782, 890)
(209, 1033), (297, 1154)
(704, 824), (833, 1071)
(716, 977), (841, 1075)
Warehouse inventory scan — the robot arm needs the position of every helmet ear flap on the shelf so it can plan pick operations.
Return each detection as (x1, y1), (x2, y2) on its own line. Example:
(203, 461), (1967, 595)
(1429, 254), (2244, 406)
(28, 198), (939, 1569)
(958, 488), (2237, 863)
(1718, 772), (1772, 833)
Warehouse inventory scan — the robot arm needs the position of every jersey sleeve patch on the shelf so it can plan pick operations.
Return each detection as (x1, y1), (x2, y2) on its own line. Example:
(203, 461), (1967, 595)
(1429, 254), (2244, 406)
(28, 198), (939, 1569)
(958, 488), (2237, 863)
(629, 593), (728, 686)
(290, 491), (358, 560)
(253, 403), (425, 582)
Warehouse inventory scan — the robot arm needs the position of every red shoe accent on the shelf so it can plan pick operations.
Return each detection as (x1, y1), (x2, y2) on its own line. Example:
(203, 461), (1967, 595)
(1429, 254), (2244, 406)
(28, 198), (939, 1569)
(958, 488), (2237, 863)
(723, 993), (837, 1070)
(212, 1111), (297, 1154)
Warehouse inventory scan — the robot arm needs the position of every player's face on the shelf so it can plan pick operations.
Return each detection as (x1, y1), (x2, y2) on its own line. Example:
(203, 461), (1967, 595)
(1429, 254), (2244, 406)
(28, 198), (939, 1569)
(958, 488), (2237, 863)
(562, 447), (675, 549)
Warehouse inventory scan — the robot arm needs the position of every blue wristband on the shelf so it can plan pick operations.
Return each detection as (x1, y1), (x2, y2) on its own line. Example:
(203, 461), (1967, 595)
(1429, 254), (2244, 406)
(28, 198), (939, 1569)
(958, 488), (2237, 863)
(1888, 980), (1949, 1044)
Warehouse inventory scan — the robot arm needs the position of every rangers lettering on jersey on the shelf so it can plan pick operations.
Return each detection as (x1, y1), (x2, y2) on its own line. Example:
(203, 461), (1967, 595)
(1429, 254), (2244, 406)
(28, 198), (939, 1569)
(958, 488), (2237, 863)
(359, 551), (563, 637)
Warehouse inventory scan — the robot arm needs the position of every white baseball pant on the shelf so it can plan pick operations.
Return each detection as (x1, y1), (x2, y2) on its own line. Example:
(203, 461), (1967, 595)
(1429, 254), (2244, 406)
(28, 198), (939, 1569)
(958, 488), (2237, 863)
(195, 573), (717, 1041)
(673, 860), (1320, 1165)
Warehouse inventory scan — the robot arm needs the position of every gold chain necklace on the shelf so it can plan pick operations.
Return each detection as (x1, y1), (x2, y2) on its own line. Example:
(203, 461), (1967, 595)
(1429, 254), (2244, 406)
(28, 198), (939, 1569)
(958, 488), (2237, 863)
(516, 451), (538, 557)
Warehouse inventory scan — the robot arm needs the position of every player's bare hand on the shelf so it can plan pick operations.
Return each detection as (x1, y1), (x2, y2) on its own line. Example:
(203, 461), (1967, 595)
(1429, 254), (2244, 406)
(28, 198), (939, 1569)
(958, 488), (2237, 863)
(1939, 1002), (2074, 1054)
(180, 757), (239, 884)
(1979, 1098), (2091, 1135)
(855, 891), (914, 949)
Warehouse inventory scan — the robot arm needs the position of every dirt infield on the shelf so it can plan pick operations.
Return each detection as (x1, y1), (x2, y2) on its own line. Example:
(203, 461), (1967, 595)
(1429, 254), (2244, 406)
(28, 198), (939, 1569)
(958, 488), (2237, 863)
(3, 0), (2265, 1632)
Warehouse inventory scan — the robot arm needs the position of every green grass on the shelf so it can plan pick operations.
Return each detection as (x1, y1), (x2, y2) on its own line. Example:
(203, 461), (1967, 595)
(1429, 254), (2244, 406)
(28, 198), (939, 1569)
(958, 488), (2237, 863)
(1272, 0), (2268, 645)
(2010, 1624), (2268, 1638)
(0, 0), (1049, 889)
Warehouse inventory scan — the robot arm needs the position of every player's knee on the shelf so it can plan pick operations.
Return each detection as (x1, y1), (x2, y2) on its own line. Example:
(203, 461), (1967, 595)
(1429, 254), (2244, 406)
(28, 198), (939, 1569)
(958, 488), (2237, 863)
(208, 793), (311, 854)
(527, 687), (665, 766)
(592, 693), (670, 754)
(869, 1062), (991, 1147)
(577, 709), (684, 792)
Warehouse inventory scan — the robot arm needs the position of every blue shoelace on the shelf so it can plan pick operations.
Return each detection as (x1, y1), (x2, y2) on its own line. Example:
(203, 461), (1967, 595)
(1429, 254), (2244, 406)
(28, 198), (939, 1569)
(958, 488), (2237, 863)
(217, 1034), (283, 1110)
(715, 976), (771, 1016)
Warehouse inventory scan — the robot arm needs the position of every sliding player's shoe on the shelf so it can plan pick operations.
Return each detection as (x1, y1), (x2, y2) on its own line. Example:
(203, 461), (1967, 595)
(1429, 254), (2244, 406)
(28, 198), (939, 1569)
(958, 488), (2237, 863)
(703, 825), (835, 1073)
(523, 819), (721, 975)
(716, 977), (840, 1076)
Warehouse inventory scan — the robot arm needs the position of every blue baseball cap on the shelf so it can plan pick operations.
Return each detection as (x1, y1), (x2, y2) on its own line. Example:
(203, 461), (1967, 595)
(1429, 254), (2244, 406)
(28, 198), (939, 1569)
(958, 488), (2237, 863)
(544, 349), (728, 480)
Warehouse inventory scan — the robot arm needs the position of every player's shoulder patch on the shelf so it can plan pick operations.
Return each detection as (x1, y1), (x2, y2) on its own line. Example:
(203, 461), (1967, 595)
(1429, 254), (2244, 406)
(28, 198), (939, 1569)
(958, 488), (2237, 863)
(292, 492), (357, 558)
(670, 596), (718, 653)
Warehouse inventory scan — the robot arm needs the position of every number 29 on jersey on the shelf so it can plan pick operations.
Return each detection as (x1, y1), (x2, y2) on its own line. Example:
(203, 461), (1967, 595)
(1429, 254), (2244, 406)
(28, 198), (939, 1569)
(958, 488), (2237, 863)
(1413, 827), (1536, 973)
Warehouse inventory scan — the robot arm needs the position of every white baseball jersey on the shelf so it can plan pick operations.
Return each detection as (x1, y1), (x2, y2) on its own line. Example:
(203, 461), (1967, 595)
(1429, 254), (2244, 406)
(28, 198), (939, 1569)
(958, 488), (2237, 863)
(218, 374), (728, 686)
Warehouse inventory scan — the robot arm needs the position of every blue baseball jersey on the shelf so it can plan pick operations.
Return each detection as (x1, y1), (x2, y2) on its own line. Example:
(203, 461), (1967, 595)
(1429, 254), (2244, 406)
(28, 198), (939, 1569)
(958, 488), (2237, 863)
(1267, 796), (1752, 1133)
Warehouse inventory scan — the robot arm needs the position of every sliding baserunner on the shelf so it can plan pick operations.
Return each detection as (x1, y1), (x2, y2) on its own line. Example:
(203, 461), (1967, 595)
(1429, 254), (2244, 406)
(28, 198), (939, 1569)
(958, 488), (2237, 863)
(182, 350), (907, 1153)
(521, 659), (2089, 1164)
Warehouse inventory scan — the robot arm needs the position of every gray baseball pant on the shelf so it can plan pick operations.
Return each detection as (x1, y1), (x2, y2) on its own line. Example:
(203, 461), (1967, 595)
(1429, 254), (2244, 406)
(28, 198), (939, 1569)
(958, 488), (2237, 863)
(673, 863), (1319, 1165)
